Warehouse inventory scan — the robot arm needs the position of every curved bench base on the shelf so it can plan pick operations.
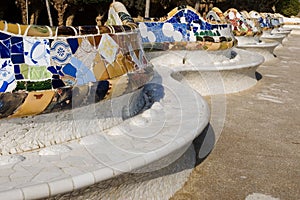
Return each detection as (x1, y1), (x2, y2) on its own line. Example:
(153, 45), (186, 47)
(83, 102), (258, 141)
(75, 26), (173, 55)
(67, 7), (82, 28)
(0, 66), (210, 199)
(148, 48), (264, 96)
(237, 39), (279, 62)
(261, 33), (286, 44)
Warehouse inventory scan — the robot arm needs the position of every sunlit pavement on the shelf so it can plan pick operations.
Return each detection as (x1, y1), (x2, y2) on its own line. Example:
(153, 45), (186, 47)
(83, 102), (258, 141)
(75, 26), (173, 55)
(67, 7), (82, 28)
(171, 33), (300, 200)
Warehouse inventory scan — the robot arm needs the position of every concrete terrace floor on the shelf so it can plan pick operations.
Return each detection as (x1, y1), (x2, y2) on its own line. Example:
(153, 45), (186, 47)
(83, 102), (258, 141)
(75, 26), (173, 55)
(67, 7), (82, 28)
(171, 33), (300, 200)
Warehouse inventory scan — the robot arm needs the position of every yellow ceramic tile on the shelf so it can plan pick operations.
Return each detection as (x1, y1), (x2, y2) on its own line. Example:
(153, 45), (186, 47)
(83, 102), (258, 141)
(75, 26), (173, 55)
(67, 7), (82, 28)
(7, 23), (19, 34)
(93, 53), (109, 80)
(77, 37), (83, 46)
(207, 42), (221, 51)
(0, 20), (5, 31)
(106, 52), (126, 78)
(123, 54), (135, 72)
(115, 52), (128, 73)
(219, 41), (229, 50)
(11, 91), (55, 118)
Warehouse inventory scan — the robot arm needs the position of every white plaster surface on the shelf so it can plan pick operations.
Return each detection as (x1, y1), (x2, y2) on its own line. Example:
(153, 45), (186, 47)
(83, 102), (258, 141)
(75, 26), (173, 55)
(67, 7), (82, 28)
(148, 48), (264, 96)
(0, 88), (145, 155)
(236, 37), (279, 62)
(261, 30), (286, 44)
(0, 66), (210, 199)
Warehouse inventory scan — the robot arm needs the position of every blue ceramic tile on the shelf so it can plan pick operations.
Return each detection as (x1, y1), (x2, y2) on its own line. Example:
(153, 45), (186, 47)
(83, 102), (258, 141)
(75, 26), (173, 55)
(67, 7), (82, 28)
(47, 66), (58, 74)
(0, 39), (11, 58)
(11, 54), (25, 64)
(0, 81), (8, 92)
(11, 37), (23, 44)
(62, 63), (77, 77)
(15, 74), (24, 80)
(14, 65), (20, 73)
(67, 38), (79, 54)
(0, 32), (10, 40)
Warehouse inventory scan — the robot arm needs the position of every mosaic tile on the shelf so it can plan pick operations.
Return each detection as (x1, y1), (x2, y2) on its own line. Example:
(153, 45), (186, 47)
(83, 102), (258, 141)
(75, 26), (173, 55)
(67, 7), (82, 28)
(50, 39), (72, 65)
(11, 91), (55, 117)
(62, 63), (77, 78)
(26, 25), (51, 37)
(0, 37), (11, 59)
(0, 14), (153, 119)
(24, 38), (50, 66)
(0, 59), (16, 92)
(74, 38), (97, 68)
(92, 52), (109, 81)
(29, 66), (52, 80)
(0, 92), (27, 118)
(67, 38), (79, 54)
(98, 34), (119, 64)
(138, 6), (236, 51)
(69, 57), (96, 85)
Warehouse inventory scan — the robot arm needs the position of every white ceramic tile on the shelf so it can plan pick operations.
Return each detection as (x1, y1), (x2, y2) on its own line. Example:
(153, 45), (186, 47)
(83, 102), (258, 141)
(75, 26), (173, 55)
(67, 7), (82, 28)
(22, 183), (49, 199)
(72, 172), (95, 190)
(92, 167), (114, 182)
(48, 178), (74, 196)
(0, 189), (24, 200)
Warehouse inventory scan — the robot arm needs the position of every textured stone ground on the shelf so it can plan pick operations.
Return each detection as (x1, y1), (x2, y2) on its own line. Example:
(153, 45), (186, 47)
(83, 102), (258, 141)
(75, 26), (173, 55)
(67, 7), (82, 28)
(171, 33), (300, 200)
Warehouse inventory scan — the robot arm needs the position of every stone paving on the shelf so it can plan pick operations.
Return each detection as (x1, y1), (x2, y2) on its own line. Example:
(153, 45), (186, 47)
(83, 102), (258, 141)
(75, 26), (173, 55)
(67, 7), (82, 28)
(171, 32), (300, 199)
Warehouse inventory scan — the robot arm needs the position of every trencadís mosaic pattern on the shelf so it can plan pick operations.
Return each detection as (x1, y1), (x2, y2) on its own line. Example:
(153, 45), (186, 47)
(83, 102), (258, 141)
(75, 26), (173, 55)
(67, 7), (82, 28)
(0, 21), (153, 119)
(249, 11), (273, 30)
(223, 8), (260, 36)
(138, 5), (236, 51)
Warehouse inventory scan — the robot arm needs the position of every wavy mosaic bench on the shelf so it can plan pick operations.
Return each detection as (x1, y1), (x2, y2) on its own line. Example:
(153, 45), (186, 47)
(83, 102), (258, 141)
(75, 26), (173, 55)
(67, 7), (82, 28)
(0, 2), (211, 199)
(0, 18), (155, 155)
(211, 8), (280, 62)
(137, 6), (264, 95)
(249, 11), (286, 44)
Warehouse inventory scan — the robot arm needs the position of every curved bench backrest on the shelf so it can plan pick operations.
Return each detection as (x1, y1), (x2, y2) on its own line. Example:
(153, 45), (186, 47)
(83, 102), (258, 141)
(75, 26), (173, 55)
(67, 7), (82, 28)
(223, 8), (254, 36)
(206, 7), (227, 24)
(249, 11), (272, 30)
(240, 10), (263, 36)
(106, 1), (136, 27)
(138, 5), (236, 51)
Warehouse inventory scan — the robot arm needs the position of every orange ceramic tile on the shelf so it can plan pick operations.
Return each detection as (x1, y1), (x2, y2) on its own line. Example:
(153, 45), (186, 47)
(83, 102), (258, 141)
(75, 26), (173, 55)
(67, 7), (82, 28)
(11, 91), (55, 118)
(87, 36), (96, 47)
(94, 35), (102, 48)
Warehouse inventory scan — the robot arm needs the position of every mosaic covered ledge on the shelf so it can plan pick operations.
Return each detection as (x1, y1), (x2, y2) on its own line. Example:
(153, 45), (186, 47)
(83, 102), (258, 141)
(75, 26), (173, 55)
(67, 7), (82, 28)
(0, 21), (153, 119)
(249, 11), (278, 31)
(206, 8), (262, 37)
(137, 5), (237, 51)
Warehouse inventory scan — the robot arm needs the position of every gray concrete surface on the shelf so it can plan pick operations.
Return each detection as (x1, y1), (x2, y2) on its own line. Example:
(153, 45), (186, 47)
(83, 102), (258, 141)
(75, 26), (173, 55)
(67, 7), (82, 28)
(170, 34), (300, 200)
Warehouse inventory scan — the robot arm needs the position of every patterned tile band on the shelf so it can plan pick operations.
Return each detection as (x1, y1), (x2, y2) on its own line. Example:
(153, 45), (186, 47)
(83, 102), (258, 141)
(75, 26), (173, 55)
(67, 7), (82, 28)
(222, 8), (262, 37)
(249, 11), (275, 31)
(137, 5), (237, 51)
(0, 21), (153, 119)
